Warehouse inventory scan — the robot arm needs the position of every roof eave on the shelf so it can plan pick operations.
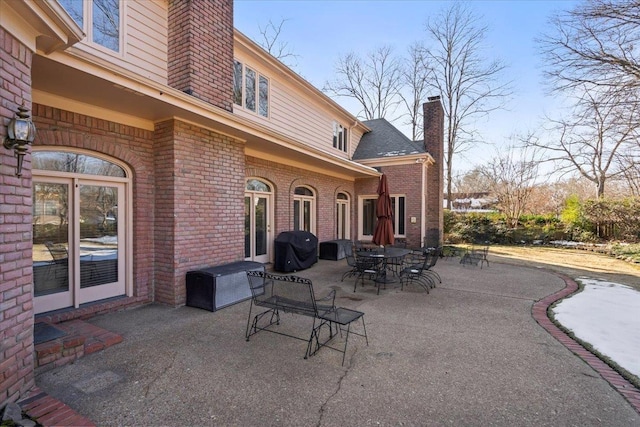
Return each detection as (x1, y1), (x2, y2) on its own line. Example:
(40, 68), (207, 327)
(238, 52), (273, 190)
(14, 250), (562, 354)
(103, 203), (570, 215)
(356, 153), (435, 167)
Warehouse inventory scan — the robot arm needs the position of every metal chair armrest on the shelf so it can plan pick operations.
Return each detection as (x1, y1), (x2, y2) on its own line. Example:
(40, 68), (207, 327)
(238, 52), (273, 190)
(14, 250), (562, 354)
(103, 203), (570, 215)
(317, 289), (337, 307)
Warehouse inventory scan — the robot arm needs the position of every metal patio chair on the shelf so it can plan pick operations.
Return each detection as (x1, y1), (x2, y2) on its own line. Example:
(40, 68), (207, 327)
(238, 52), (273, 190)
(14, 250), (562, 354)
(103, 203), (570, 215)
(340, 244), (358, 282)
(353, 254), (382, 294)
(460, 245), (489, 269)
(399, 252), (434, 293)
(422, 247), (442, 284)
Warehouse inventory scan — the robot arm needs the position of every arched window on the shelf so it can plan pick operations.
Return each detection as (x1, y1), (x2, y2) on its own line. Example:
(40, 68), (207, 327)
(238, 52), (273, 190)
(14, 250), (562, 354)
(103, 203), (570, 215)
(246, 178), (271, 192)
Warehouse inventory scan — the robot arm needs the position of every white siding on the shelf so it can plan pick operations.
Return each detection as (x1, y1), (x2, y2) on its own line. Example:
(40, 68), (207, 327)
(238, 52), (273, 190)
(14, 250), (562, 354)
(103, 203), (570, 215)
(71, 0), (168, 84)
(126, 1), (167, 82)
(234, 50), (358, 160)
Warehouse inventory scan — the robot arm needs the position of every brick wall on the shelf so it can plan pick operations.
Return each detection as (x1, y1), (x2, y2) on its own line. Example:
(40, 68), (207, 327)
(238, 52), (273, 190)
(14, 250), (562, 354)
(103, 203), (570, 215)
(154, 119), (246, 306)
(246, 157), (356, 243)
(167, 0), (234, 111)
(424, 97), (444, 248)
(355, 166), (425, 249)
(32, 105), (156, 314)
(0, 26), (35, 407)
(383, 164), (425, 249)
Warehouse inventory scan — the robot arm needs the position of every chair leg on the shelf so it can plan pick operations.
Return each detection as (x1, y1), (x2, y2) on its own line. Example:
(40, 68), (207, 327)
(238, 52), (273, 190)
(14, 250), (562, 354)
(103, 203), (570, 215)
(425, 270), (441, 286)
(341, 268), (357, 281)
(245, 301), (255, 340)
(354, 273), (366, 292)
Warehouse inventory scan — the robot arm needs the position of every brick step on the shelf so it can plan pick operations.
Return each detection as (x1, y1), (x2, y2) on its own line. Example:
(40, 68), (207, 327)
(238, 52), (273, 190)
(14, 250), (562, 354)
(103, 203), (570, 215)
(34, 319), (123, 370)
(19, 387), (95, 427)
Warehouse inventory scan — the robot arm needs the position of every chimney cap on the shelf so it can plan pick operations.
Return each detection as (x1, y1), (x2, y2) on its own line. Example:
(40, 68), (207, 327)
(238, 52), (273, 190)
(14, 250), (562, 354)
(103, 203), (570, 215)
(428, 95), (441, 102)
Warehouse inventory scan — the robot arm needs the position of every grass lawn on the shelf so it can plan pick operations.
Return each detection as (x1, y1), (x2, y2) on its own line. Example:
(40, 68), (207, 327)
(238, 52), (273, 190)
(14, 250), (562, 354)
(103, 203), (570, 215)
(477, 244), (640, 291)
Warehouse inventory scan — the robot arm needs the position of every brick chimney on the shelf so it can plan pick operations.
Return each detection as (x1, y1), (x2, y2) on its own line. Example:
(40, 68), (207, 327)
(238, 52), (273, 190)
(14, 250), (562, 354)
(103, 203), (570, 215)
(423, 96), (444, 248)
(167, 0), (234, 111)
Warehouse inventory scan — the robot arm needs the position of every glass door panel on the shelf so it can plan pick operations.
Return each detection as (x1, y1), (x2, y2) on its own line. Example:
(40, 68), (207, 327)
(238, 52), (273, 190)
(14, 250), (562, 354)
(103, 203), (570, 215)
(77, 182), (124, 304)
(254, 196), (267, 257)
(303, 200), (311, 232)
(33, 181), (73, 312)
(244, 193), (270, 263)
(79, 184), (119, 288)
(244, 197), (251, 258)
(337, 201), (348, 240)
(293, 200), (300, 231)
(294, 199), (313, 232)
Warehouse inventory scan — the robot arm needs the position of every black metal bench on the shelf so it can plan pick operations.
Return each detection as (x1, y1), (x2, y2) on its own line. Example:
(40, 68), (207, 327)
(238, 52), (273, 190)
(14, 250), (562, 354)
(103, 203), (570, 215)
(245, 270), (367, 364)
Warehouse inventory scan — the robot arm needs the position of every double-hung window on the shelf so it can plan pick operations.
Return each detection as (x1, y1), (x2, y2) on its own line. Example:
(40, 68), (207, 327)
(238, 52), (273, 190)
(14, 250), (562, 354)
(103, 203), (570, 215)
(59, 0), (122, 53)
(359, 195), (406, 239)
(333, 122), (348, 152)
(234, 60), (269, 118)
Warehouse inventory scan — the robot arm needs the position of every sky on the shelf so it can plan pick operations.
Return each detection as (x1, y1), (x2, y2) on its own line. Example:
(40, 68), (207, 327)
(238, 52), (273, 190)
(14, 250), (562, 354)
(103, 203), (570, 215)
(234, 0), (579, 172)
(553, 277), (640, 380)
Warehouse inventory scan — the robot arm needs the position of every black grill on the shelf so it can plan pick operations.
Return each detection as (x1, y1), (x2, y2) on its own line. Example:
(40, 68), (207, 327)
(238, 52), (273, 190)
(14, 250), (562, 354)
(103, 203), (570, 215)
(274, 231), (318, 272)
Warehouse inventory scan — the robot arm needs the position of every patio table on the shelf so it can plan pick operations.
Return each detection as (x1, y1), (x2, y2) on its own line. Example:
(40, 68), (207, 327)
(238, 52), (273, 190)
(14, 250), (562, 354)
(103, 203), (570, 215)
(357, 247), (412, 284)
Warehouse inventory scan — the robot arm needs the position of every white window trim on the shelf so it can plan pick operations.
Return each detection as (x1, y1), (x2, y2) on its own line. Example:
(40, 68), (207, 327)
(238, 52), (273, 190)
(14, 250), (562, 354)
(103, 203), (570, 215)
(233, 59), (270, 118)
(357, 194), (406, 240)
(336, 192), (350, 240)
(332, 121), (348, 152)
(293, 186), (316, 234)
(82, 0), (125, 56)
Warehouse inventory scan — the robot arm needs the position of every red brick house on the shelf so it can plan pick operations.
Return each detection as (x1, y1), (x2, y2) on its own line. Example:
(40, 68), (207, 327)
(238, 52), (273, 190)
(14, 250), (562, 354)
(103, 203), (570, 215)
(0, 0), (443, 405)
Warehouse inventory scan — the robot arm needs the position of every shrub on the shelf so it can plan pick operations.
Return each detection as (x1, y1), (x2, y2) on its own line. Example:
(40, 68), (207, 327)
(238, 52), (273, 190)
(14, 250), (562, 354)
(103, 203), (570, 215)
(443, 196), (639, 245)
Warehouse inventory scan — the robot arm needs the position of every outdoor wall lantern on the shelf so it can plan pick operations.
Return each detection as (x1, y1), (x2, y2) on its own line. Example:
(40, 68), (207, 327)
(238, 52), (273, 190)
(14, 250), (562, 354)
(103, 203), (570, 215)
(3, 104), (36, 177)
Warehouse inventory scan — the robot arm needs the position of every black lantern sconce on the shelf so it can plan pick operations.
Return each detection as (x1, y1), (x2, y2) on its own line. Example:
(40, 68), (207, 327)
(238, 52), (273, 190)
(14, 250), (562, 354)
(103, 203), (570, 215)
(3, 104), (36, 177)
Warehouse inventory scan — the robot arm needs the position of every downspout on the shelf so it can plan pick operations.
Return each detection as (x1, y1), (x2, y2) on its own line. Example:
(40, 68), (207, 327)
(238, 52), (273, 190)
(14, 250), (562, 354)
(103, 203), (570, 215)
(348, 120), (358, 160)
(419, 158), (427, 246)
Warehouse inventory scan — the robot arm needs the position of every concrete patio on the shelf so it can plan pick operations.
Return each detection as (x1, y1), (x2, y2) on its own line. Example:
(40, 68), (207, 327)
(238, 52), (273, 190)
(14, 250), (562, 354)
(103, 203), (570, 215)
(33, 257), (640, 426)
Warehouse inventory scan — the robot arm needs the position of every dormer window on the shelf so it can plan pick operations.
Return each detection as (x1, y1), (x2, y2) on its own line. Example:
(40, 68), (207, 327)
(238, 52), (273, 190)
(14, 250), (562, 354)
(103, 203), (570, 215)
(234, 60), (269, 118)
(333, 122), (348, 152)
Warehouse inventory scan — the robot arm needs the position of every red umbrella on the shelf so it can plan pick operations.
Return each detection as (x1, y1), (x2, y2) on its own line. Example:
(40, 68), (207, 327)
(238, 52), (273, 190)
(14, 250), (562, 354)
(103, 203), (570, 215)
(372, 174), (395, 247)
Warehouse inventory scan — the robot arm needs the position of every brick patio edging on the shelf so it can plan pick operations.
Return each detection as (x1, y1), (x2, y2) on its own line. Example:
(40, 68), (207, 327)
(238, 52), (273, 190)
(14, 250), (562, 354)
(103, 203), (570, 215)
(18, 387), (95, 427)
(532, 273), (640, 414)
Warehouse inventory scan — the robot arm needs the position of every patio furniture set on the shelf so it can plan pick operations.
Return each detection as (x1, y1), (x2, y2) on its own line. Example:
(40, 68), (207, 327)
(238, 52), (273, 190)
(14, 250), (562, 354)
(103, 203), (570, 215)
(342, 243), (442, 295)
(213, 242), (484, 366)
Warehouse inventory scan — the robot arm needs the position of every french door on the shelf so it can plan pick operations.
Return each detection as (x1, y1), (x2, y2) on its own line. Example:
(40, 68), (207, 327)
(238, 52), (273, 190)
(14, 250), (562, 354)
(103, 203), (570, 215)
(336, 193), (350, 240)
(33, 177), (126, 314)
(244, 193), (271, 263)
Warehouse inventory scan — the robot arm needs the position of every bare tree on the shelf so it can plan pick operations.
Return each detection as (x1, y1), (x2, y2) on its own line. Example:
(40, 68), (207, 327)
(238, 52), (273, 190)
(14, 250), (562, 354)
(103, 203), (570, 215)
(324, 46), (403, 120)
(257, 18), (299, 68)
(422, 3), (511, 209)
(398, 42), (430, 141)
(537, 0), (640, 197)
(615, 151), (640, 196)
(451, 167), (492, 194)
(531, 87), (639, 198)
(539, 0), (640, 96)
(480, 144), (541, 228)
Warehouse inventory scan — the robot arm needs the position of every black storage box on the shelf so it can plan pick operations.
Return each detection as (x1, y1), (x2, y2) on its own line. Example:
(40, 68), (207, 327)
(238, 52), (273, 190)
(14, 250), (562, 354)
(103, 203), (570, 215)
(186, 261), (264, 312)
(319, 239), (351, 260)
(274, 231), (318, 272)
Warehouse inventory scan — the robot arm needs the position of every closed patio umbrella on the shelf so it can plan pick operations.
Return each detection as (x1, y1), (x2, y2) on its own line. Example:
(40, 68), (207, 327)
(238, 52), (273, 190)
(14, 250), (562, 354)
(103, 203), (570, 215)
(372, 174), (395, 247)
